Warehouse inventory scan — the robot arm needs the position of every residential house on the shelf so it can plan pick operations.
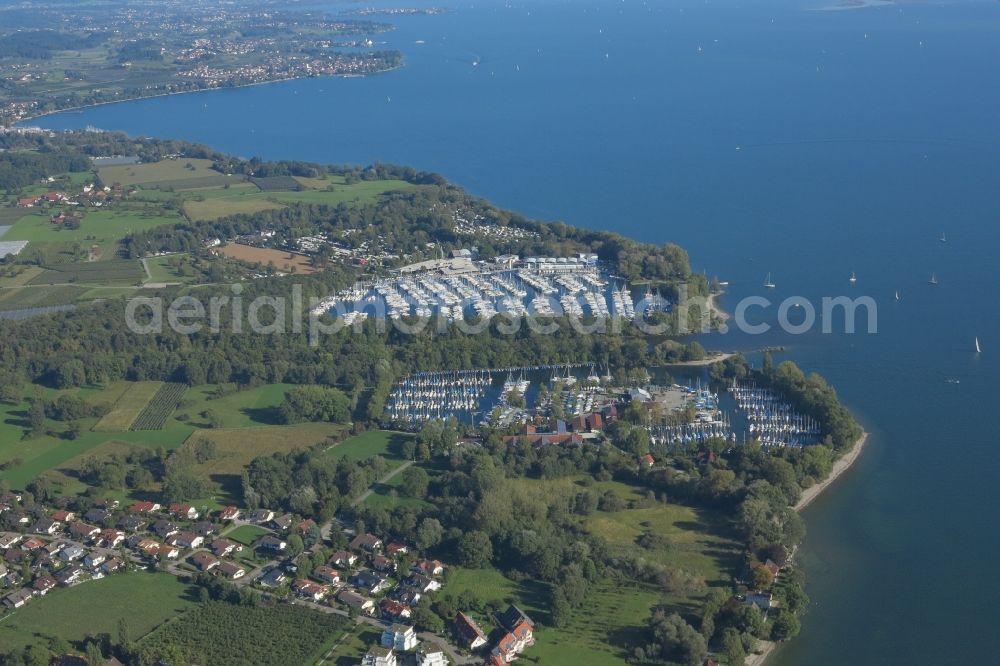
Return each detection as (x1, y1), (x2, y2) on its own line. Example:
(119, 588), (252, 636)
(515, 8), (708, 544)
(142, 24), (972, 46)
(154, 544), (180, 559)
(167, 531), (204, 549)
(59, 545), (85, 562)
(219, 506), (241, 521)
(351, 569), (390, 595)
(380, 599), (412, 622)
(388, 587), (421, 607)
(745, 592), (774, 611)
(190, 552), (219, 572)
(21, 536), (45, 551)
(412, 559), (444, 577)
(55, 565), (83, 586)
(386, 542), (409, 556)
(292, 579), (328, 602)
(255, 535), (286, 553)
(51, 510), (75, 523)
(406, 574), (441, 594)
(69, 522), (100, 541)
(259, 568), (286, 588)
(32, 517), (60, 535)
(455, 612), (488, 649)
(210, 538), (242, 557)
(330, 550), (357, 568)
(191, 521), (217, 536)
(3, 588), (33, 608)
(32, 575), (57, 595)
(218, 562), (245, 580)
(4, 549), (25, 565)
(43, 541), (65, 556)
(294, 518), (316, 535)
(337, 589), (375, 615)
(349, 533), (383, 553)
(640, 453), (655, 468)
(381, 623), (418, 651)
(128, 501), (160, 514)
(168, 504), (199, 520)
(269, 514), (293, 531)
(372, 555), (396, 573)
(118, 516), (146, 532)
(101, 558), (123, 574)
(361, 647), (396, 666)
(83, 552), (106, 569)
(249, 509), (275, 524)
(416, 643), (449, 666)
(312, 565), (340, 585)
(0, 532), (22, 549)
(499, 606), (534, 633)
(99, 529), (125, 549)
(151, 520), (179, 539)
(83, 508), (110, 523)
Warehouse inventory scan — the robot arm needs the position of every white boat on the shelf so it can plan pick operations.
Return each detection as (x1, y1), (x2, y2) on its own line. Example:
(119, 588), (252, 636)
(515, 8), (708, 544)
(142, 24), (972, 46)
(940, 232), (947, 243)
(929, 273), (938, 285)
(975, 337), (981, 354)
(895, 290), (900, 301)
(764, 272), (776, 289)
(849, 271), (857, 284)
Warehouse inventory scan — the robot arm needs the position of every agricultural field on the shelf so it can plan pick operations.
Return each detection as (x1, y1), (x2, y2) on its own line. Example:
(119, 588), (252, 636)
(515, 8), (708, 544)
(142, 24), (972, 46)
(183, 196), (284, 221)
(93, 381), (164, 431)
(130, 382), (187, 430)
(140, 601), (348, 666)
(0, 285), (86, 311)
(97, 158), (228, 188)
(214, 243), (317, 274)
(0, 572), (200, 652)
(28, 258), (145, 286)
(181, 176), (414, 222)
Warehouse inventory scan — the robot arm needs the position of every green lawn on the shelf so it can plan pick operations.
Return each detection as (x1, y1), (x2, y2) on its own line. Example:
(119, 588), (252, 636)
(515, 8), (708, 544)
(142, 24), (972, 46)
(182, 178), (415, 221)
(144, 253), (199, 283)
(0, 572), (199, 651)
(0, 382), (196, 489)
(97, 158), (222, 187)
(172, 383), (294, 430)
(320, 625), (382, 666)
(529, 580), (663, 666)
(227, 524), (272, 546)
(5, 206), (182, 245)
(326, 430), (413, 465)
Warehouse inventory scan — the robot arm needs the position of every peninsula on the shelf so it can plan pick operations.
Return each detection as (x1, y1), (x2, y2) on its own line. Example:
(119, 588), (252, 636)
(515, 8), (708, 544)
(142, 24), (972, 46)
(0, 131), (864, 666)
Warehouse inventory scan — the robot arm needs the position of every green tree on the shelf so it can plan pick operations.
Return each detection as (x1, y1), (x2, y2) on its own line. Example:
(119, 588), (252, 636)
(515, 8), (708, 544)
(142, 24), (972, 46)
(400, 466), (429, 498)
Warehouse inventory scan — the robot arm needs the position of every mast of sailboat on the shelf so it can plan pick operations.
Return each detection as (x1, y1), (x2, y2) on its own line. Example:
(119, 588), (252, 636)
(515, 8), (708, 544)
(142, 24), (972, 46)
(975, 337), (981, 354)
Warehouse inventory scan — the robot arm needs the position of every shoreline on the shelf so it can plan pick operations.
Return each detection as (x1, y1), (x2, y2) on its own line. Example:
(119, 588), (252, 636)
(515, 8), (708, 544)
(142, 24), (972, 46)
(707, 290), (730, 322)
(745, 430), (869, 665)
(794, 430), (868, 512)
(664, 351), (735, 367)
(12, 64), (404, 128)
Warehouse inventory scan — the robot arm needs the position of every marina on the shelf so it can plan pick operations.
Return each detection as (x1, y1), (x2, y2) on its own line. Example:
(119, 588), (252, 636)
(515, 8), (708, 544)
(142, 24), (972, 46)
(311, 255), (669, 323)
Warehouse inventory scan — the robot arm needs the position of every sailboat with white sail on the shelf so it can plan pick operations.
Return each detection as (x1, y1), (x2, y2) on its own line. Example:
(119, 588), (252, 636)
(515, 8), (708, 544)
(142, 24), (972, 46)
(763, 272), (776, 289)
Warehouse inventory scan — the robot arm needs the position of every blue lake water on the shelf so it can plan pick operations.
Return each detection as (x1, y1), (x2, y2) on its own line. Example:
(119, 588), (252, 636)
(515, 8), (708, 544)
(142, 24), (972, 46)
(32, 0), (1000, 662)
